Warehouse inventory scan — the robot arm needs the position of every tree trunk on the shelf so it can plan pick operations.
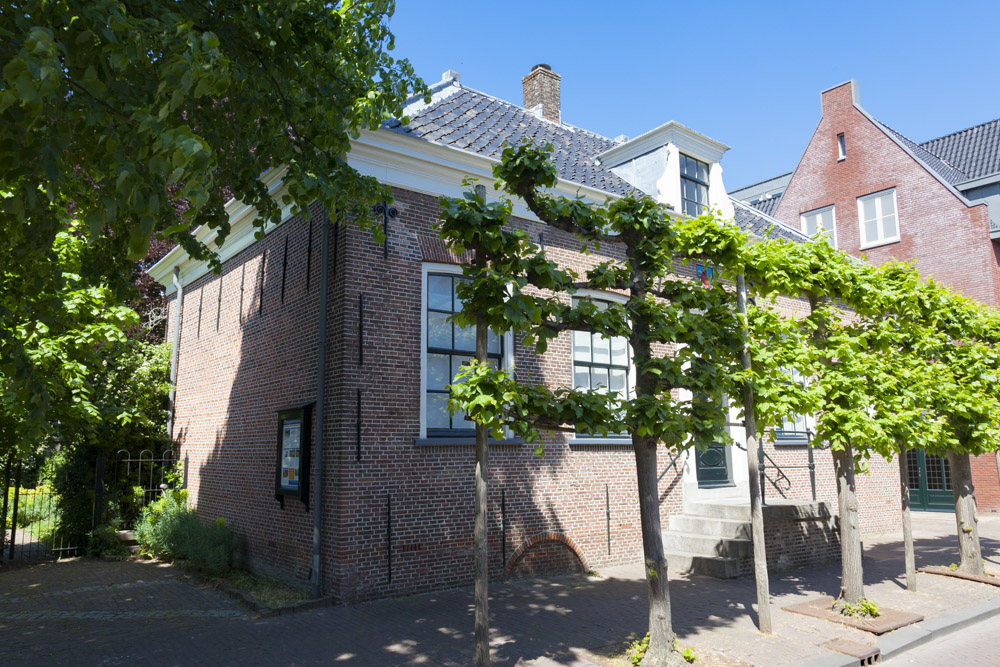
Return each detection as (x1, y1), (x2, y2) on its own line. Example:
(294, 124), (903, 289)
(832, 443), (865, 605)
(948, 451), (984, 576)
(633, 437), (687, 667)
(474, 318), (490, 666)
(898, 452), (916, 592)
(737, 274), (773, 633)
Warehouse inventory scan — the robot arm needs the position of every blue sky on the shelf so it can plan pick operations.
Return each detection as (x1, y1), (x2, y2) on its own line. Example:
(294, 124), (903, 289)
(388, 1), (1000, 190)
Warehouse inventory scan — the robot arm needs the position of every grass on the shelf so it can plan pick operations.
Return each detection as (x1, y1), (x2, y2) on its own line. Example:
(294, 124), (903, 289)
(219, 570), (310, 609)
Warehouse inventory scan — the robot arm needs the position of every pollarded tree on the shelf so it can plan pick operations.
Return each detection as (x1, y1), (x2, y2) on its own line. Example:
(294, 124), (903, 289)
(440, 142), (748, 667)
(1, 1), (425, 438)
(745, 239), (901, 608)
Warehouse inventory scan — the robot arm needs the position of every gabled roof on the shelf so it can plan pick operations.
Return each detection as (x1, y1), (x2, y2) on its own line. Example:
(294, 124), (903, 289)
(920, 118), (1000, 182)
(749, 195), (782, 217)
(385, 81), (635, 196)
(873, 119), (970, 186)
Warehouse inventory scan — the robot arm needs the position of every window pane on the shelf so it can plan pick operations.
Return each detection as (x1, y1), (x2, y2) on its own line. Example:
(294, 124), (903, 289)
(592, 367), (609, 392)
(487, 330), (501, 355)
(865, 219), (878, 243)
(821, 209), (834, 234)
(862, 198), (877, 223)
(683, 200), (700, 217)
(452, 278), (465, 312)
(880, 192), (896, 217)
(451, 356), (473, 383)
(804, 214), (817, 237)
(882, 214), (897, 239)
(452, 404), (468, 430)
(428, 275), (452, 311)
(453, 323), (475, 352)
(572, 330), (591, 361)
(426, 393), (450, 429)
(574, 365), (590, 389)
(611, 336), (628, 366)
(593, 335), (611, 364)
(427, 354), (450, 390)
(428, 311), (452, 349)
(609, 368), (627, 395)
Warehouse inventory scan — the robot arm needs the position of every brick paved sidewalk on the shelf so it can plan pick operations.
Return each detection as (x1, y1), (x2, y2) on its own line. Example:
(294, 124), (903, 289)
(0, 512), (997, 666)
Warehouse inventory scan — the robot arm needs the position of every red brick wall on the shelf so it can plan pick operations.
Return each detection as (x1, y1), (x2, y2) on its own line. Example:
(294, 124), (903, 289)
(166, 183), (904, 602)
(775, 81), (997, 306)
(773, 81), (1000, 512)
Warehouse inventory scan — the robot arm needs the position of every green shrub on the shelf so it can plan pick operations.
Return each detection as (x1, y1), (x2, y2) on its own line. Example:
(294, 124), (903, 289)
(5, 486), (57, 528)
(87, 524), (130, 558)
(135, 489), (238, 576)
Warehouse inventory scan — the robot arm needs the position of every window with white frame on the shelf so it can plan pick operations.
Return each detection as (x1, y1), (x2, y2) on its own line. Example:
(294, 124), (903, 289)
(800, 205), (837, 246)
(571, 296), (634, 440)
(775, 368), (811, 445)
(680, 154), (710, 217)
(425, 272), (502, 437)
(837, 133), (846, 161)
(857, 189), (899, 248)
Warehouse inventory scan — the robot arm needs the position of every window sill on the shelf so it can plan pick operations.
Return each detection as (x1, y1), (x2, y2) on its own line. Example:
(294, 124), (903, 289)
(859, 237), (900, 251)
(570, 437), (633, 446)
(413, 437), (525, 447)
(774, 437), (810, 446)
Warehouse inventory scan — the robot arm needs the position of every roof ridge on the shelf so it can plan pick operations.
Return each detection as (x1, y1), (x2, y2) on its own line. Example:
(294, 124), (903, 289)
(920, 116), (1000, 147)
(729, 171), (794, 194)
(873, 117), (969, 180)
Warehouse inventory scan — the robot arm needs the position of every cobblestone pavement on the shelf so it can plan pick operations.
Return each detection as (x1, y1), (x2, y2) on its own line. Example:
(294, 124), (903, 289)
(0, 513), (997, 666)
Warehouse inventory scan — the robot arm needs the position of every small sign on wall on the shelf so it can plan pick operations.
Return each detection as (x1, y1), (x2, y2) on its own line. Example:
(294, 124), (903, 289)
(275, 404), (312, 508)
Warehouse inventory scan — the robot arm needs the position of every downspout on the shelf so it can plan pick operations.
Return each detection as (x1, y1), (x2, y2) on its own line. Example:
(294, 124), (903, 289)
(166, 266), (183, 441)
(311, 214), (337, 599)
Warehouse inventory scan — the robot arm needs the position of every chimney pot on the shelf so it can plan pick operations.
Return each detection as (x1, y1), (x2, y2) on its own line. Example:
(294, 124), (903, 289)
(522, 64), (561, 124)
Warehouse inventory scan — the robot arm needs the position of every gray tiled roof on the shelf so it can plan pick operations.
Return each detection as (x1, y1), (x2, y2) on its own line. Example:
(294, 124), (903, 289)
(920, 118), (1000, 181)
(386, 85), (634, 196)
(748, 195), (781, 217)
(874, 119), (969, 185)
(731, 198), (812, 243)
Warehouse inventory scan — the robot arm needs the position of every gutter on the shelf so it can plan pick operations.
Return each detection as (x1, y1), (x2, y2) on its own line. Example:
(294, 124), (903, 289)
(166, 267), (183, 441)
(311, 213), (338, 599)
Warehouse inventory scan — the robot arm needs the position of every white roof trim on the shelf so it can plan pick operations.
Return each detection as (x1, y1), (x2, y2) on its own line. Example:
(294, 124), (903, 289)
(597, 120), (730, 168)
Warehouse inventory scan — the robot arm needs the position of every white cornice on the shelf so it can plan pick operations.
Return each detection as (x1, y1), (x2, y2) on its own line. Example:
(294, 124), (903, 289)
(597, 120), (730, 167)
(150, 131), (620, 294)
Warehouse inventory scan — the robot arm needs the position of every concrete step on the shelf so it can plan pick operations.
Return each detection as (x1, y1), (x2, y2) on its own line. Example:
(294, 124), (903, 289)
(663, 532), (752, 559)
(668, 515), (751, 540)
(683, 502), (752, 522)
(664, 550), (740, 579)
(116, 530), (137, 545)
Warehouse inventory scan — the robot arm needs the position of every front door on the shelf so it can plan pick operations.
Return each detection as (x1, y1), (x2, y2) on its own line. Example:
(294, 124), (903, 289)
(906, 449), (953, 511)
(696, 442), (732, 488)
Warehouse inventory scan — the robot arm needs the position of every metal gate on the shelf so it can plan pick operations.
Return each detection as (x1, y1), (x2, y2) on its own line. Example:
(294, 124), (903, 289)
(97, 449), (175, 530)
(2, 448), (175, 561)
(1, 454), (83, 561)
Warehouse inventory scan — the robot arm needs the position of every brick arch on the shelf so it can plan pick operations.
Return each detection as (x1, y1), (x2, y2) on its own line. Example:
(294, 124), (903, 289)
(503, 531), (589, 578)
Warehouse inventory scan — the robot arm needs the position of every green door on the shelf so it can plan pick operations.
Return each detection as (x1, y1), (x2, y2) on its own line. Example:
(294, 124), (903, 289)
(906, 449), (953, 511)
(696, 442), (732, 488)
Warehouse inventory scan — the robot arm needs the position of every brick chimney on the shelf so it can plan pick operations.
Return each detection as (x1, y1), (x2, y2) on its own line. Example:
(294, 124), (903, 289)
(522, 64), (561, 124)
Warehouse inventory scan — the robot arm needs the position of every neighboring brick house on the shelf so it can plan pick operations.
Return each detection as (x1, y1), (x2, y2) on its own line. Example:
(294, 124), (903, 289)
(731, 79), (1000, 513)
(150, 67), (898, 600)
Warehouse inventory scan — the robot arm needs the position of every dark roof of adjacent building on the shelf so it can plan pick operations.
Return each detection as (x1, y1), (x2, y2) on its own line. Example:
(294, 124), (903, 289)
(747, 195), (781, 217)
(730, 198), (812, 243)
(873, 119), (970, 186)
(386, 84), (635, 196)
(920, 118), (1000, 181)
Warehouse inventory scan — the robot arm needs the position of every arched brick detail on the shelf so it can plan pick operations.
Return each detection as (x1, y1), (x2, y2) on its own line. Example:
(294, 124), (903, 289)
(503, 531), (589, 577)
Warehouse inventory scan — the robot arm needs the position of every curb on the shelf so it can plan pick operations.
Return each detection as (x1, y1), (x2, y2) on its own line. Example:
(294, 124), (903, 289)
(795, 596), (1000, 666)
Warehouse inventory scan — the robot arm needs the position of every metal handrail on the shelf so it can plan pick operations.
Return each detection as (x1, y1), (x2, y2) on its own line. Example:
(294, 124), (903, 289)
(758, 429), (818, 505)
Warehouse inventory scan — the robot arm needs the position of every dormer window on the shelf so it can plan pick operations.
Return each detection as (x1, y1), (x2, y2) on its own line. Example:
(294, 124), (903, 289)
(680, 154), (710, 217)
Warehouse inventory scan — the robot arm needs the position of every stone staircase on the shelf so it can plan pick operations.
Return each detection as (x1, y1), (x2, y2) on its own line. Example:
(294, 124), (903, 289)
(662, 501), (753, 578)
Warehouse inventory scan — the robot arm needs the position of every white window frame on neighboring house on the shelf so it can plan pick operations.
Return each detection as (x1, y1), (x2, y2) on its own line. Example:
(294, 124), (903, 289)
(800, 204), (838, 247)
(569, 290), (635, 445)
(418, 262), (513, 442)
(857, 188), (900, 249)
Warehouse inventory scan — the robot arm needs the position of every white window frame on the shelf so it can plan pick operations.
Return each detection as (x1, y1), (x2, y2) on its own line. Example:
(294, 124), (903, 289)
(857, 188), (900, 250)
(418, 263), (514, 440)
(569, 289), (635, 445)
(837, 133), (846, 161)
(800, 204), (838, 247)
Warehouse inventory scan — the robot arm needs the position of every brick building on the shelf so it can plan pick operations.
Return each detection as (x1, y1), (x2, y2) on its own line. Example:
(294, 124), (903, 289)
(731, 79), (1000, 513)
(150, 67), (900, 600)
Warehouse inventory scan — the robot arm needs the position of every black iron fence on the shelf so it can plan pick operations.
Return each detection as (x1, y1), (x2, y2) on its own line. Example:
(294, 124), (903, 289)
(2, 448), (175, 562)
(1, 454), (83, 561)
